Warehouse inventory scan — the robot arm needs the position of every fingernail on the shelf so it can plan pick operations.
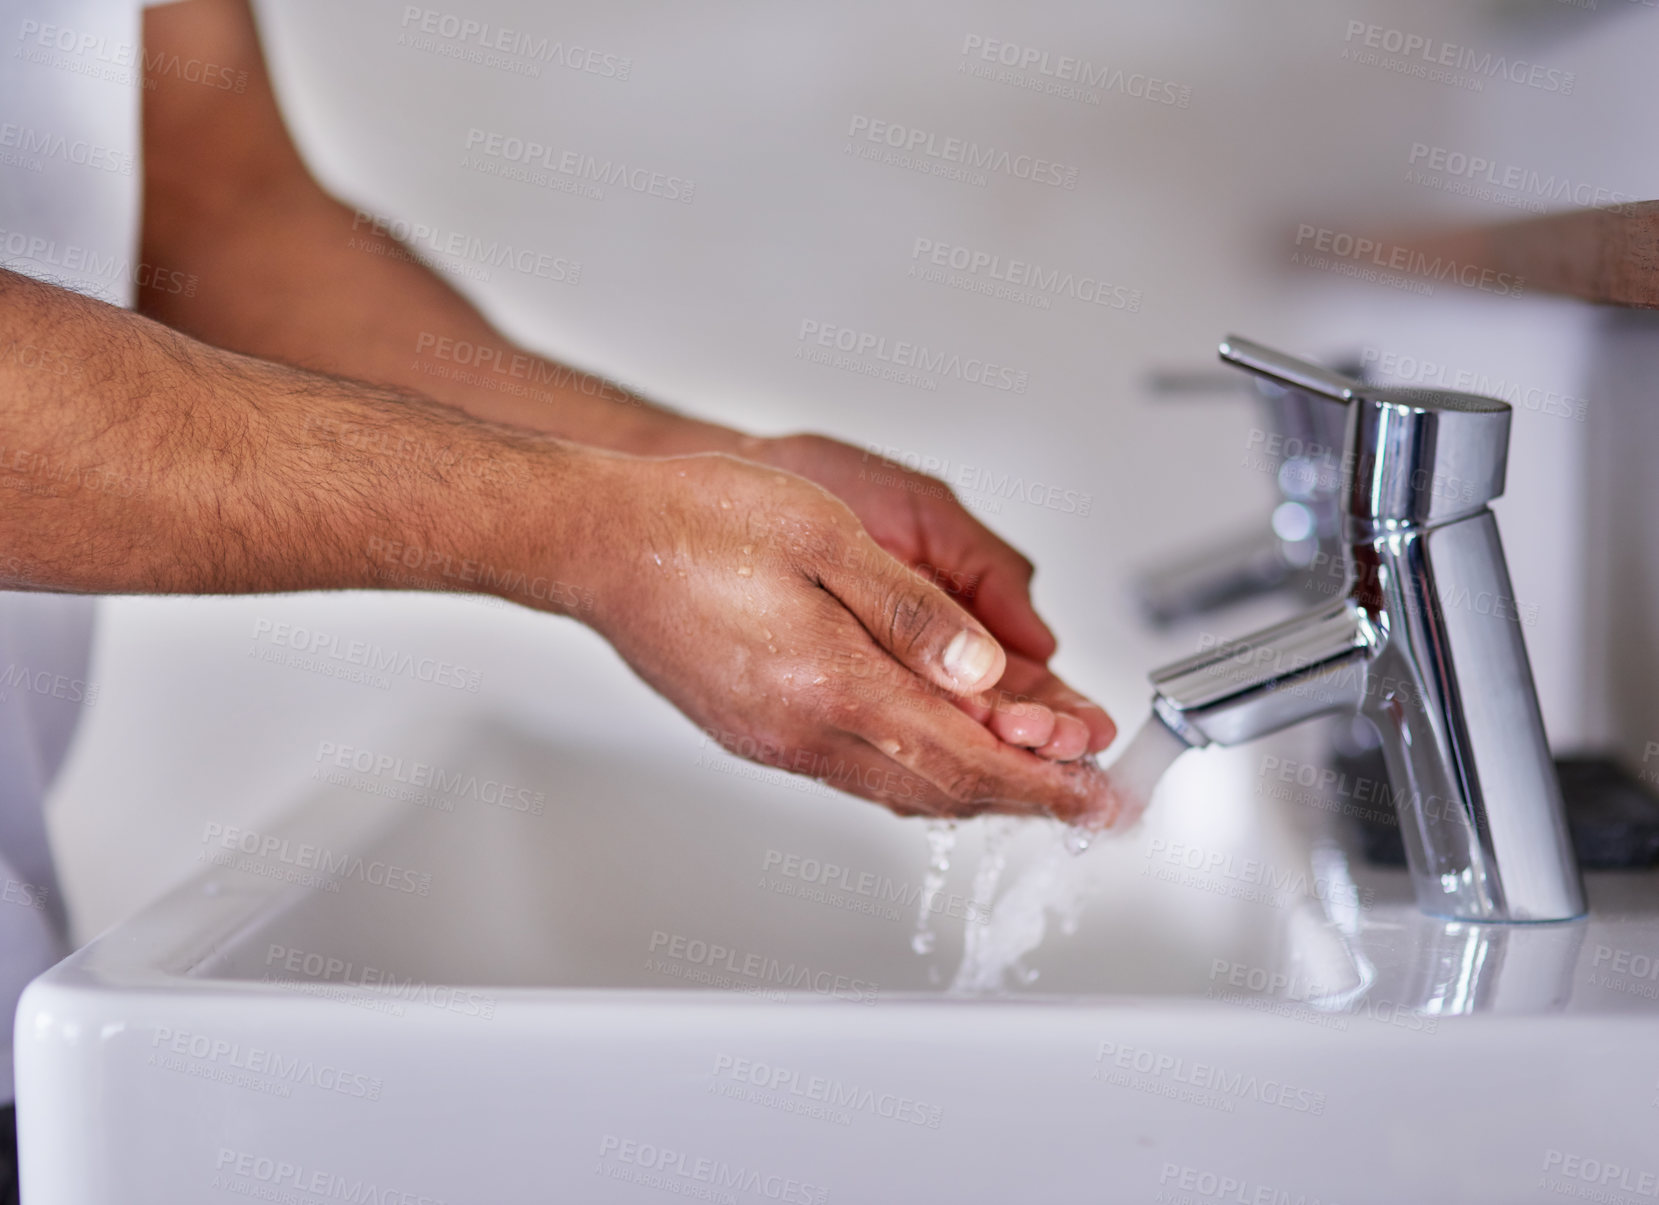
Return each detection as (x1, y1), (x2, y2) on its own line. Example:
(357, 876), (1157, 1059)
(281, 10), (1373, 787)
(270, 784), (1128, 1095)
(942, 630), (998, 689)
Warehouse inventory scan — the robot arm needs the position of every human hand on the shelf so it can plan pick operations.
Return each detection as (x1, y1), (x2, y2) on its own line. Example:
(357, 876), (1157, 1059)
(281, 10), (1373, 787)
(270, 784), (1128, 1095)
(743, 433), (1115, 754)
(563, 451), (1122, 821)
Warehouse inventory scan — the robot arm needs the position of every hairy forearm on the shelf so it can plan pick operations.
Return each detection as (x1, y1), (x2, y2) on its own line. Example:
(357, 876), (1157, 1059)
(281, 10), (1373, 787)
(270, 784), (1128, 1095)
(135, 0), (744, 460)
(0, 268), (600, 602)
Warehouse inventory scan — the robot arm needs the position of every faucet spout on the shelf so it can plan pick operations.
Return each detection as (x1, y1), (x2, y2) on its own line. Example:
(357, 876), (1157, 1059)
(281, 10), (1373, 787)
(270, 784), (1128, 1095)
(1150, 599), (1379, 749)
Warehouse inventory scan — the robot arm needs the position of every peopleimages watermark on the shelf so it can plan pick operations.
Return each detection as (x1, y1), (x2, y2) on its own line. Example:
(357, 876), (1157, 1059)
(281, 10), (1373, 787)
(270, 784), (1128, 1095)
(397, 6), (632, 81)
(1360, 346), (1589, 424)
(263, 943), (496, 1022)
(302, 413), (528, 487)
(759, 848), (988, 926)
(149, 1025), (383, 1102)
(859, 441), (1093, 519)
(1405, 142), (1638, 217)
(0, 225), (196, 299)
(462, 128), (694, 203)
(795, 319), (1029, 394)
(313, 740), (546, 816)
(248, 617), (484, 693)
(1093, 1040), (1327, 1116)
(1207, 958), (1438, 1035)
(844, 114), (1079, 190)
(348, 209), (580, 286)
(1188, 630), (1453, 718)
(1641, 742), (1659, 790)
(200, 822), (434, 896)
(0, 441), (144, 502)
(0, 335), (83, 380)
(1292, 223), (1523, 298)
(595, 1134), (829, 1205)
(14, 18), (248, 92)
(1142, 836), (1375, 911)
(1, 877), (48, 912)
(364, 535), (597, 614)
(1258, 754), (1417, 828)
(1540, 1148), (1659, 1201)
(409, 331), (639, 410)
(1340, 21), (1576, 94)
(907, 237), (1141, 314)
(709, 1053), (944, 1129)
(0, 660), (98, 709)
(696, 726), (930, 806)
(0, 122), (132, 176)
(1195, 514), (1540, 623)
(647, 930), (879, 1004)
(1156, 1162), (1338, 1205)
(957, 34), (1191, 109)
(211, 1148), (442, 1205)
(1587, 943), (1659, 1003)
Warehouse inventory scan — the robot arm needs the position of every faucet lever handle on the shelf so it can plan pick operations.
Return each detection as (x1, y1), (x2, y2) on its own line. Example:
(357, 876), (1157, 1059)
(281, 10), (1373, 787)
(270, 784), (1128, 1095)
(1218, 335), (1358, 403)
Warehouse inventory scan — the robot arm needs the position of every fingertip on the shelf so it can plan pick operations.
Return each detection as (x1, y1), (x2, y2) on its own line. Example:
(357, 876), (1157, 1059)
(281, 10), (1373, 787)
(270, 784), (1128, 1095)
(1037, 713), (1090, 761)
(989, 700), (1057, 749)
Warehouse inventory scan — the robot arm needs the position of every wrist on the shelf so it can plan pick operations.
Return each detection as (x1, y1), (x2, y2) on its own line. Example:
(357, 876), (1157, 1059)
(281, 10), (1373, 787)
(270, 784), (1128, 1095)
(469, 438), (626, 619)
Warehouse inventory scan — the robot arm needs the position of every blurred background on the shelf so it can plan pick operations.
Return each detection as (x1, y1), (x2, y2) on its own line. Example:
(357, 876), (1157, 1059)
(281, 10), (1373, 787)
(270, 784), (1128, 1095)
(49, 0), (1659, 937)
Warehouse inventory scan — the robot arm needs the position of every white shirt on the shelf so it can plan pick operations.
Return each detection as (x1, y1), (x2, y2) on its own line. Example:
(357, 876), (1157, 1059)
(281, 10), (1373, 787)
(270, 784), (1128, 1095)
(1, 0), (152, 1102)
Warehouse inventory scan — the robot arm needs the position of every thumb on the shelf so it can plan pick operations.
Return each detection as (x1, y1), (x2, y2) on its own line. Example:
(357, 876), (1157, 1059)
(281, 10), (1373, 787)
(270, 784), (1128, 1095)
(816, 530), (1007, 697)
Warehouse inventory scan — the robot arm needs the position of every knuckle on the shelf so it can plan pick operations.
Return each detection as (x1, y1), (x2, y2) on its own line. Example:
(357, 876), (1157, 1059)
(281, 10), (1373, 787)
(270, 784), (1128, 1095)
(785, 508), (858, 572)
(943, 764), (1002, 807)
(879, 583), (943, 659)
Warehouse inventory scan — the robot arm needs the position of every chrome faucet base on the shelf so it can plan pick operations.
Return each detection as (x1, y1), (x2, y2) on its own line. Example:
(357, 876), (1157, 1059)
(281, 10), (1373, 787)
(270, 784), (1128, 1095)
(1149, 337), (1586, 924)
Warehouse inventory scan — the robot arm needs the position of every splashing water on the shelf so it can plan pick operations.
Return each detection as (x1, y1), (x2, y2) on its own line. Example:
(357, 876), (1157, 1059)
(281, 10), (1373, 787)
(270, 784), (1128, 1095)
(910, 819), (958, 956)
(952, 817), (1019, 982)
(941, 713), (1191, 993)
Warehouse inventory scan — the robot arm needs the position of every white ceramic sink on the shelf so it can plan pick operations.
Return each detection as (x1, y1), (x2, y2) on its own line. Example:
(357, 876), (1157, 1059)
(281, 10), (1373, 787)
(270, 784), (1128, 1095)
(18, 718), (1659, 1203)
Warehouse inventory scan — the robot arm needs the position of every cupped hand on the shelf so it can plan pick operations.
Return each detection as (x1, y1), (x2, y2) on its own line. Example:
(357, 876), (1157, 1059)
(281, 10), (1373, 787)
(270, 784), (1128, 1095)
(744, 433), (1115, 754)
(567, 451), (1124, 823)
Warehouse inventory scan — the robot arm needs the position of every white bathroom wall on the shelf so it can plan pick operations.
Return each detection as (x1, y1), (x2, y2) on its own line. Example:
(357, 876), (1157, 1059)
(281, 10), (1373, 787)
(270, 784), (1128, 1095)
(48, 0), (1656, 938)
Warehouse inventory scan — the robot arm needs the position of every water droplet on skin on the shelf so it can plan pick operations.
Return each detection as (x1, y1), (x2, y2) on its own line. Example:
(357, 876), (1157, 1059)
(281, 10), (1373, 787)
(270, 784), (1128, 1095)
(720, 499), (733, 510)
(761, 628), (773, 641)
(737, 566), (753, 578)
(652, 554), (663, 567)
(877, 739), (901, 757)
(741, 545), (754, 556)
(1063, 827), (1093, 856)
(813, 675), (828, 685)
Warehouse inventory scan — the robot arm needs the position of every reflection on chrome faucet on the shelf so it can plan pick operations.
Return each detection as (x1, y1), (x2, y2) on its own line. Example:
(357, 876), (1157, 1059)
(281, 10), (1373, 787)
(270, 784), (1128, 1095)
(1134, 358), (1356, 626)
(1147, 337), (1585, 923)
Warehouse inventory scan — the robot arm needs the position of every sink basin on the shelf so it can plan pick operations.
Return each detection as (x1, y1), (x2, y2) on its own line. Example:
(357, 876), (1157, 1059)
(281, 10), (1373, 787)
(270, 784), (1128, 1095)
(18, 719), (1659, 1203)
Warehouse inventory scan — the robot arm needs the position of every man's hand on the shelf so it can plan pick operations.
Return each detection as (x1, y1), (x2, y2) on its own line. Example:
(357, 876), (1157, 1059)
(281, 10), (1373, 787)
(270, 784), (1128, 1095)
(564, 452), (1121, 820)
(132, 0), (1117, 778)
(744, 433), (1115, 757)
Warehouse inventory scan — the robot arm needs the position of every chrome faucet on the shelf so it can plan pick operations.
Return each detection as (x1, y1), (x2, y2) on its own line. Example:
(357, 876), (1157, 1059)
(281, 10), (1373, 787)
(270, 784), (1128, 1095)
(1148, 336), (1585, 923)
